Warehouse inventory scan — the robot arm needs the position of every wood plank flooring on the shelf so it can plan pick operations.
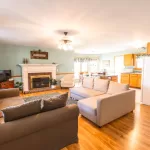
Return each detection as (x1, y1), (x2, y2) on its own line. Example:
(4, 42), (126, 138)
(5, 89), (150, 150)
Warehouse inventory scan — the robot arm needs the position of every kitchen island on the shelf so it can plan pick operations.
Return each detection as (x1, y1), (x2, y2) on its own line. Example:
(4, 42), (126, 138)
(100, 74), (118, 82)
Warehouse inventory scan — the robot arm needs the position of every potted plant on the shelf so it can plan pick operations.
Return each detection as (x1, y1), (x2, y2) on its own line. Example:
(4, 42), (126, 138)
(51, 79), (57, 89)
(15, 81), (23, 93)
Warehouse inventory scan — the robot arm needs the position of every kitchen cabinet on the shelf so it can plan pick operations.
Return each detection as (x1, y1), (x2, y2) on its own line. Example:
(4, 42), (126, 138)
(147, 42), (150, 54)
(129, 74), (138, 87)
(121, 74), (130, 84)
(124, 54), (134, 66)
(100, 75), (118, 82)
(121, 73), (141, 88)
(111, 76), (118, 82)
(137, 74), (141, 88)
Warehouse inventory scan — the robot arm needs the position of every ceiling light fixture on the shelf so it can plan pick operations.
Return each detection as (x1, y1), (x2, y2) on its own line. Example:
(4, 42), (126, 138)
(58, 32), (73, 51)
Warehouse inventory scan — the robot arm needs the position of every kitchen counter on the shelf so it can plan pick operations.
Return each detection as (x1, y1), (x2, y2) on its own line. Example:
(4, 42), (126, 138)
(121, 72), (141, 74)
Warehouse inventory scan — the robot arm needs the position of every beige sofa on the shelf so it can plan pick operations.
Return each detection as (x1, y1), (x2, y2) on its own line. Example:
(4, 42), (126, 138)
(0, 89), (79, 150)
(70, 78), (135, 127)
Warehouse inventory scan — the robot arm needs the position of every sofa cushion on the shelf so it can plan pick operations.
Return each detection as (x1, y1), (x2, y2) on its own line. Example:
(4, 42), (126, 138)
(1, 100), (41, 122)
(107, 81), (129, 94)
(82, 77), (93, 89)
(41, 93), (68, 112)
(94, 79), (109, 93)
(70, 87), (104, 98)
(78, 94), (111, 116)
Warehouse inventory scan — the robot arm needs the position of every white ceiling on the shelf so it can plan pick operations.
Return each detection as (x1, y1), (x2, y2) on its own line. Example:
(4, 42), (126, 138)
(0, 0), (150, 54)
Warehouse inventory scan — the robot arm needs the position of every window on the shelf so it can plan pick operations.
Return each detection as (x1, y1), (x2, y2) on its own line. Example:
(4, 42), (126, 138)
(136, 57), (143, 68)
(74, 57), (99, 75)
(81, 62), (88, 72)
(89, 60), (98, 72)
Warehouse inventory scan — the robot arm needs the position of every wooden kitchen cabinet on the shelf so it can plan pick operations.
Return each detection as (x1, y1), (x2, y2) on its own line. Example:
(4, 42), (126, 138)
(121, 73), (141, 88)
(129, 74), (138, 87)
(121, 73), (130, 84)
(111, 76), (118, 82)
(129, 74), (141, 88)
(147, 42), (150, 54)
(124, 54), (134, 66)
(100, 75), (118, 82)
(137, 74), (141, 88)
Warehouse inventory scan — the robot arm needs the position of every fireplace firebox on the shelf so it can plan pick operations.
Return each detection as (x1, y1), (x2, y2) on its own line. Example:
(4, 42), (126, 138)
(32, 77), (49, 88)
(28, 72), (52, 90)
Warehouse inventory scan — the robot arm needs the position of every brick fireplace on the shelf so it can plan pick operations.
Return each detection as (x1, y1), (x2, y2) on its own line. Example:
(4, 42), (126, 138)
(19, 64), (59, 92)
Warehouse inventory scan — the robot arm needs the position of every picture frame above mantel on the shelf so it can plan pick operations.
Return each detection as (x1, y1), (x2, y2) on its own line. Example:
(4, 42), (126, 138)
(30, 50), (48, 59)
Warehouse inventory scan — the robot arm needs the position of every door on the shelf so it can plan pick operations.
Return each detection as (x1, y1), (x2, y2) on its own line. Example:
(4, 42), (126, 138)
(142, 57), (150, 105)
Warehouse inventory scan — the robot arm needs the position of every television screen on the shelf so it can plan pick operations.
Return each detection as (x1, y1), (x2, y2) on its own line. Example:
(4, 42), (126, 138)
(0, 70), (11, 82)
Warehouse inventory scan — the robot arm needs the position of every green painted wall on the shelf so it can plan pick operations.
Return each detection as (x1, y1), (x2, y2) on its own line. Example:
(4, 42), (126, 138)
(0, 44), (100, 82)
(0, 44), (75, 76)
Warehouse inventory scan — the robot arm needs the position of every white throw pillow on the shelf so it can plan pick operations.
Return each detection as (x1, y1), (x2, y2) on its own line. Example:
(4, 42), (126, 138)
(107, 81), (129, 94)
(82, 77), (94, 89)
(93, 79), (109, 93)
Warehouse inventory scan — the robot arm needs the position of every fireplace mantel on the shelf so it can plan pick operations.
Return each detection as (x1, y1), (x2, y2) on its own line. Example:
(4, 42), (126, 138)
(19, 64), (59, 67)
(19, 64), (59, 92)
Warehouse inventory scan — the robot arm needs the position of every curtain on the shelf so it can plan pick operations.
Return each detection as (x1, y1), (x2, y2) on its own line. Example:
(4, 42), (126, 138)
(74, 57), (99, 75)
(74, 57), (99, 62)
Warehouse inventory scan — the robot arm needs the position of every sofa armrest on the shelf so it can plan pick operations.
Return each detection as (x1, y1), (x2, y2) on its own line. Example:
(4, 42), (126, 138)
(97, 90), (135, 127)
(0, 88), (20, 99)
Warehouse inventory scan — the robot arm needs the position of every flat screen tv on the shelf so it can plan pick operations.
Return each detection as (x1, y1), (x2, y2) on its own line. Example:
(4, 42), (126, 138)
(0, 70), (11, 82)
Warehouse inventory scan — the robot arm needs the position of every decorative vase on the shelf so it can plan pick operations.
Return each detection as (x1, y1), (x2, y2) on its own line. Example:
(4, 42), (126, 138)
(23, 58), (26, 64)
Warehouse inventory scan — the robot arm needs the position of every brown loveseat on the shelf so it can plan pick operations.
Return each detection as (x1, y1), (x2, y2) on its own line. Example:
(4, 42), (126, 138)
(0, 88), (79, 150)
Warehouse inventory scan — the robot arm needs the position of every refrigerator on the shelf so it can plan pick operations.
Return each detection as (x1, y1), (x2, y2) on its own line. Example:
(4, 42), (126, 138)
(141, 57), (150, 105)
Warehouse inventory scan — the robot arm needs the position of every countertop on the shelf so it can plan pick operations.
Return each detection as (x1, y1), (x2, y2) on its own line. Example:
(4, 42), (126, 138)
(100, 74), (118, 77)
(121, 72), (142, 74)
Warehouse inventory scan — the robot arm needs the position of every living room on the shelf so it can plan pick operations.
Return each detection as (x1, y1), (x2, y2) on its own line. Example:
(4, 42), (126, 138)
(0, 0), (150, 150)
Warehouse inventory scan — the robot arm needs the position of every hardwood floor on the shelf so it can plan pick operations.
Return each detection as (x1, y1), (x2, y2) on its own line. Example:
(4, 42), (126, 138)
(3, 89), (150, 150)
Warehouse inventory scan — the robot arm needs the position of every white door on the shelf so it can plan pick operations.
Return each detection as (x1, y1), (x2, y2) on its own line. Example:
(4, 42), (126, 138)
(142, 57), (150, 105)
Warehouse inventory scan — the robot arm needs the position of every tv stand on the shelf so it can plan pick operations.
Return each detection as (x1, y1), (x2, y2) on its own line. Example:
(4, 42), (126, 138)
(0, 80), (14, 89)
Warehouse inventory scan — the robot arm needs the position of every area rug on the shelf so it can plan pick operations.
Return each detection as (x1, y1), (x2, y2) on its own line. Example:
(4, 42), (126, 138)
(23, 92), (78, 105)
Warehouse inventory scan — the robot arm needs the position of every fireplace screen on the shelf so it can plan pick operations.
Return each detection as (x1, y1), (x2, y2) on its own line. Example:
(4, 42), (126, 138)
(32, 77), (49, 88)
(28, 72), (52, 90)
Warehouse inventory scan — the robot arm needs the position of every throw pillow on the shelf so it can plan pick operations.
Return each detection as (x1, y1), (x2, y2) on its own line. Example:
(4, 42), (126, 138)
(107, 81), (129, 94)
(1, 100), (41, 122)
(41, 93), (68, 112)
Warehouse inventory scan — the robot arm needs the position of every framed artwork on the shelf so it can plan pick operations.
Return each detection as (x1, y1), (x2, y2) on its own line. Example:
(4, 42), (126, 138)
(102, 60), (110, 68)
(30, 50), (48, 59)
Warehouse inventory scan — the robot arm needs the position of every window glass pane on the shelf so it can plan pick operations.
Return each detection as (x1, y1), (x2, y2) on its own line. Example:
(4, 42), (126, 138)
(74, 62), (80, 79)
(89, 60), (98, 72)
(136, 57), (143, 68)
(81, 62), (88, 72)
(74, 62), (80, 73)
